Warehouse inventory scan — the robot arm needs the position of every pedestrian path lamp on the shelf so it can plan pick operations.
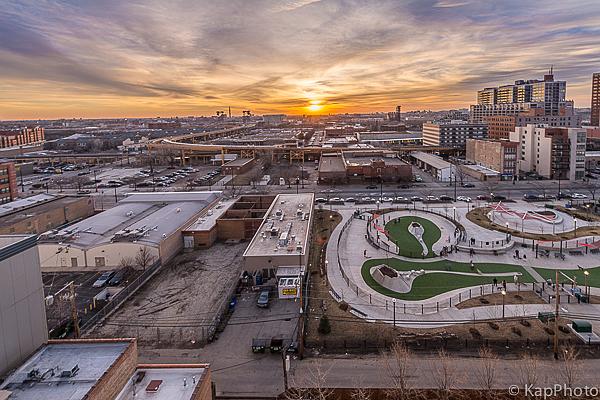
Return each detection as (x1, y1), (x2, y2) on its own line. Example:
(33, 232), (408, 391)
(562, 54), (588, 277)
(574, 218), (577, 238)
(584, 270), (590, 298)
(501, 289), (506, 319)
(453, 206), (456, 221)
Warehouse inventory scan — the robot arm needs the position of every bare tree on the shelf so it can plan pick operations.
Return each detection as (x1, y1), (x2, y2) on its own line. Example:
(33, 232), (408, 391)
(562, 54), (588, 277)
(119, 256), (135, 269)
(135, 246), (157, 271)
(385, 341), (412, 400)
(473, 347), (498, 396)
(515, 352), (539, 389)
(561, 346), (581, 388)
(429, 349), (457, 400)
(583, 180), (599, 201)
(286, 361), (333, 400)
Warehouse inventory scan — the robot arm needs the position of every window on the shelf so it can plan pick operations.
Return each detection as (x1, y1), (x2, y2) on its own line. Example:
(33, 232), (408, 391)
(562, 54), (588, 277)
(95, 257), (106, 267)
(71, 258), (78, 268)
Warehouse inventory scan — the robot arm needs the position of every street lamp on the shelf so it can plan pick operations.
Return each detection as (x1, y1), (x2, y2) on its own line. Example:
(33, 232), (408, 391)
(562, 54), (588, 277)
(584, 270), (590, 299)
(392, 299), (396, 328)
(376, 200), (380, 211)
(501, 289), (506, 319)
(505, 222), (509, 241)
(453, 206), (456, 221)
(574, 218), (578, 239)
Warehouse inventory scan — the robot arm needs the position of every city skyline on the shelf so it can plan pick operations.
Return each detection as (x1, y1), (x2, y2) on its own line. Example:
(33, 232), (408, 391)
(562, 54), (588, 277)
(1, 0), (600, 119)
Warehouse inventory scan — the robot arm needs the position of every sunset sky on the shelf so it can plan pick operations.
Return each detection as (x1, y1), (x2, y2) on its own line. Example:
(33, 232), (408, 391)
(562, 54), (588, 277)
(1, 0), (600, 120)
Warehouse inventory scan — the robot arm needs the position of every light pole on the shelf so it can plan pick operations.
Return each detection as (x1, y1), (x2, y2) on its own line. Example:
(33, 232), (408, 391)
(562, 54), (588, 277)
(574, 218), (577, 239)
(453, 206), (456, 221)
(584, 270), (590, 299)
(501, 289), (506, 319)
(505, 222), (509, 241)
(392, 299), (396, 328)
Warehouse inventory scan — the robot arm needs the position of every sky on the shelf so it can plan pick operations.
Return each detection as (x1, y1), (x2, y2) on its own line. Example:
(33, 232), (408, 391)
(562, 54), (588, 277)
(1, 0), (600, 120)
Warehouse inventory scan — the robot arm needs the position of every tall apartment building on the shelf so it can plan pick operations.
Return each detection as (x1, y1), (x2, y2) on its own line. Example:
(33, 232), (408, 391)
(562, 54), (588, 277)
(0, 127), (45, 149)
(509, 124), (586, 180)
(592, 72), (600, 126)
(470, 73), (574, 123)
(486, 108), (580, 140)
(422, 121), (487, 148)
(0, 161), (18, 204)
(465, 138), (518, 179)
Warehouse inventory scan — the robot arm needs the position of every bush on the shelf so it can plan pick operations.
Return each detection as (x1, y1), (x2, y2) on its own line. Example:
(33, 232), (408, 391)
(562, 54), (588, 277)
(469, 327), (482, 339)
(511, 326), (522, 336)
(487, 322), (499, 330)
(559, 325), (571, 334)
(514, 295), (523, 301)
(479, 298), (490, 304)
(520, 319), (531, 327)
(318, 315), (332, 335)
(544, 327), (555, 336)
(339, 301), (349, 312)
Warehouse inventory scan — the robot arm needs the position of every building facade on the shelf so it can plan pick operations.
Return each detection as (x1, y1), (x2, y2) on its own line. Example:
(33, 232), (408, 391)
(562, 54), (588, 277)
(0, 235), (47, 377)
(470, 73), (574, 124)
(509, 124), (586, 180)
(0, 161), (18, 204)
(422, 122), (487, 148)
(465, 138), (518, 179)
(0, 127), (45, 149)
(486, 110), (580, 140)
(592, 72), (600, 126)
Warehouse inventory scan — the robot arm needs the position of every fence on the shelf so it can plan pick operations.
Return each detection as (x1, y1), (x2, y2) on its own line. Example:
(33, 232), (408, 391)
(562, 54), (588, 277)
(80, 259), (162, 333)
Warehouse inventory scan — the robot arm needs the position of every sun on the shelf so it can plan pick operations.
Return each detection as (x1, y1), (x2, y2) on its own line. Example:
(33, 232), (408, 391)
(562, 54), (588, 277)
(307, 104), (323, 112)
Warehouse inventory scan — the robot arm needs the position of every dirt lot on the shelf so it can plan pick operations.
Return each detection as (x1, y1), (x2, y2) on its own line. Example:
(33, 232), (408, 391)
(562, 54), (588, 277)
(456, 291), (546, 309)
(86, 242), (247, 348)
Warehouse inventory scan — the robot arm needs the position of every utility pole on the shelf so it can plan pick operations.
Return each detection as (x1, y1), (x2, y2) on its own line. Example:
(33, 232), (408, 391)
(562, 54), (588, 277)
(281, 347), (289, 391)
(69, 282), (81, 338)
(553, 269), (560, 359)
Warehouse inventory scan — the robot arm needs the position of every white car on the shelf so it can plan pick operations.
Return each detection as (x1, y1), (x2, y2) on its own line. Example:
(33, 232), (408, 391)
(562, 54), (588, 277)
(572, 193), (588, 199)
(457, 196), (472, 202)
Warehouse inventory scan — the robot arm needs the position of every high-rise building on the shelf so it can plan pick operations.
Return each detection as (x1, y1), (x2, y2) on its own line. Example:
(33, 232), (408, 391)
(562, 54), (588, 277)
(509, 124), (586, 180)
(485, 108), (580, 140)
(471, 73), (574, 123)
(592, 73), (600, 126)
(422, 121), (487, 148)
(0, 161), (18, 204)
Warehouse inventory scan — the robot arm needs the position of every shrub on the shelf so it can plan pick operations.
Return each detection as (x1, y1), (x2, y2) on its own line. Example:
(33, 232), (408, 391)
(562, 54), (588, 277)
(559, 325), (571, 334)
(318, 315), (332, 335)
(469, 327), (482, 339)
(544, 327), (555, 336)
(511, 326), (522, 336)
(487, 322), (499, 330)
(339, 301), (349, 311)
(479, 298), (490, 304)
(520, 319), (531, 327)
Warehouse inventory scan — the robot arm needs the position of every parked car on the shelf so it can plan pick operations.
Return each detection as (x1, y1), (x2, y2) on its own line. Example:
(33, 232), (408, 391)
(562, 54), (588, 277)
(366, 185), (377, 189)
(462, 183), (475, 188)
(457, 196), (471, 202)
(439, 195), (453, 201)
(345, 197), (357, 203)
(410, 196), (423, 202)
(108, 269), (127, 286)
(572, 193), (588, 199)
(315, 197), (327, 203)
(476, 195), (490, 201)
(257, 290), (270, 308)
(92, 271), (116, 288)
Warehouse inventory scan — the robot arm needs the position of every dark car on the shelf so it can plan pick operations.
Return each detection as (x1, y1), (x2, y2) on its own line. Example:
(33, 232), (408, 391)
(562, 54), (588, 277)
(491, 195), (507, 201)
(366, 185), (377, 189)
(439, 195), (453, 202)
(108, 269), (127, 286)
(462, 183), (475, 188)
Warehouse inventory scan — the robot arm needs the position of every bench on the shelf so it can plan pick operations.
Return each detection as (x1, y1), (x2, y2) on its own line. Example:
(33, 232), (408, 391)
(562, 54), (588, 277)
(569, 250), (584, 256)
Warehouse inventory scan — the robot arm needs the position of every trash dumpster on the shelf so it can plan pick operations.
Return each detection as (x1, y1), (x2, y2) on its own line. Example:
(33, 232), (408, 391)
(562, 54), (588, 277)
(572, 320), (592, 333)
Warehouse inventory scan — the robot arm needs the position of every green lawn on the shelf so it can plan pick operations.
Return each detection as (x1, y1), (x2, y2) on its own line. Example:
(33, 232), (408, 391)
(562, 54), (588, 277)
(384, 216), (442, 258)
(361, 258), (535, 301)
(534, 266), (600, 288)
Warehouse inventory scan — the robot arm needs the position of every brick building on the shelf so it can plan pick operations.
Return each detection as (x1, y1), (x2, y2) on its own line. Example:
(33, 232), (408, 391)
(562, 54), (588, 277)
(592, 72), (600, 126)
(465, 138), (518, 179)
(0, 161), (17, 204)
(485, 108), (580, 140)
(318, 150), (412, 183)
(0, 127), (45, 149)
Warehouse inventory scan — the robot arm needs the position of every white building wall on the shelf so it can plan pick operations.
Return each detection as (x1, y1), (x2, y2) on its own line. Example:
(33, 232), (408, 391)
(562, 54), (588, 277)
(0, 239), (47, 376)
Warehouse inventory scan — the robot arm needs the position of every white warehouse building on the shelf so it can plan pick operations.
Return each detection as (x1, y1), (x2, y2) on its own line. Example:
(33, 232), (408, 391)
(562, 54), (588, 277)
(37, 192), (222, 271)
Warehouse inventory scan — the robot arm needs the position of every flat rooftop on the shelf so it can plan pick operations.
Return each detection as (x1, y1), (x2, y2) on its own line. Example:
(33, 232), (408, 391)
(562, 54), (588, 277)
(184, 198), (237, 232)
(222, 157), (253, 167)
(319, 154), (346, 173)
(115, 366), (208, 400)
(38, 192), (221, 248)
(462, 164), (500, 176)
(243, 193), (314, 258)
(0, 195), (89, 225)
(0, 194), (57, 218)
(0, 234), (36, 262)
(0, 341), (132, 400)
(343, 151), (407, 167)
(411, 151), (452, 170)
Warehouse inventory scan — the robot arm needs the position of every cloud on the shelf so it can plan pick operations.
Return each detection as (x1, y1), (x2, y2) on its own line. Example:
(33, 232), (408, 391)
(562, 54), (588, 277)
(0, 0), (599, 119)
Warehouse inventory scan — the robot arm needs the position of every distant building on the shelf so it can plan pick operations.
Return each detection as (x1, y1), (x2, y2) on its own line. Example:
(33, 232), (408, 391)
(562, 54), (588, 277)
(146, 121), (182, 129)
(592, 73), (600, 126)
(0, 127), (45, 149)
(1, 338), (212, 400)
(0, 235), (47, 377)
(509, 124), (586, 180)
(37, 192), (222, 271)
(465, 139), (518, 179)
(221, 158), (255, 175)
(422, 122), (487, 148)
(0, 194), (94, 235)
(410, 151), (456, 182)
(262, 114), (286, 125)
(0, 161), (17, 204)
(470, 73), (574, 123)
(485, 109), (580, 140)
(318, 150), (412, 183)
